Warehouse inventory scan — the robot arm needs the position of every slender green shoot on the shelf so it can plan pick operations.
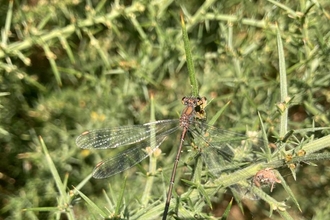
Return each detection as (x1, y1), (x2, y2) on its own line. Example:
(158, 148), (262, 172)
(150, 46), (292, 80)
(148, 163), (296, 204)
(180, 11), (199, 96)
(277, 25), (289, 138)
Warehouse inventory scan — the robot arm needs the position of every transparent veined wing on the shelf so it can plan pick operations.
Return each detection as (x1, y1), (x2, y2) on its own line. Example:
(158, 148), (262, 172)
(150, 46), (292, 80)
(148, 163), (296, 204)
(92, 133), (168, 178)
(76, 119), (181, 178)
(187, 121), (272, 201)
(76, 119), (179, 149)
(187, 121), (266, 176)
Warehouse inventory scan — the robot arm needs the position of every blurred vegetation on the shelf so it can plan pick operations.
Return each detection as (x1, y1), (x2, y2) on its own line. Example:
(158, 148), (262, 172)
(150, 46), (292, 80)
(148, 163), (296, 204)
(1, 0), (330, 219)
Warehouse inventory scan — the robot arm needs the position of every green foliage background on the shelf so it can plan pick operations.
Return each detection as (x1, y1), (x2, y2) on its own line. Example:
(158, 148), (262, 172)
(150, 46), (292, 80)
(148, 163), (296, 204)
(1, 0), (330, 219)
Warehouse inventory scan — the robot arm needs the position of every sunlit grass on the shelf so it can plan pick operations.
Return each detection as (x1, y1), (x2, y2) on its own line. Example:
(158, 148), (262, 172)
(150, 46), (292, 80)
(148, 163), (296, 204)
(1, 0), (330, 219)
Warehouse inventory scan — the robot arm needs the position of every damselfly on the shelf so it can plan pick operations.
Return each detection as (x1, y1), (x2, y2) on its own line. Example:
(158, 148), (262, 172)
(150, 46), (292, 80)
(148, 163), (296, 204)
(76, 96), (264, 219)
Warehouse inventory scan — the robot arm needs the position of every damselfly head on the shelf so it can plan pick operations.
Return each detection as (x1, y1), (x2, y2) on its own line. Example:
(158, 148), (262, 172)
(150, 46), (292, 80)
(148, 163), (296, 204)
(181, 96), (206, 106)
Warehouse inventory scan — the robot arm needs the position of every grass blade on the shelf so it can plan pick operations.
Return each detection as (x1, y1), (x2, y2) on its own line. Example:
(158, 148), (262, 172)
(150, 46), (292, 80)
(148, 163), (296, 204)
(180, 11), (198, 96)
